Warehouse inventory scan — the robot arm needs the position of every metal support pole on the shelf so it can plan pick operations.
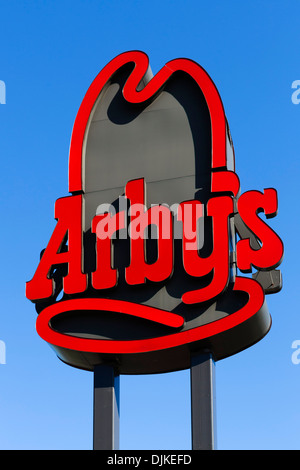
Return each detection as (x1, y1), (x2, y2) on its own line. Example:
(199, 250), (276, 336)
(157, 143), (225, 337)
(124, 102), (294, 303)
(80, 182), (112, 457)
(93, 364), (120, 450)
(190, 351), (216, 450)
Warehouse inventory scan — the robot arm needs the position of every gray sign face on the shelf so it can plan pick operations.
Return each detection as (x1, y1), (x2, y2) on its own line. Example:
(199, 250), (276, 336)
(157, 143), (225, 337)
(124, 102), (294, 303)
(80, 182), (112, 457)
(26, 52), (283, 374)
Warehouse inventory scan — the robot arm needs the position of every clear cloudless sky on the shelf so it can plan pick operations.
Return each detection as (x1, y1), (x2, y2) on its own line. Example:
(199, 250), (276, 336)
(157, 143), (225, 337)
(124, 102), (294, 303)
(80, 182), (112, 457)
(0, 0), (299, 450)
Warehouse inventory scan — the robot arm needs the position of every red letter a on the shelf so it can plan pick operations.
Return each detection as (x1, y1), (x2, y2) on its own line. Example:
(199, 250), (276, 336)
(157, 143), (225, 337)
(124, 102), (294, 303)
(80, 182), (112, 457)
(26, 195), (87, 301)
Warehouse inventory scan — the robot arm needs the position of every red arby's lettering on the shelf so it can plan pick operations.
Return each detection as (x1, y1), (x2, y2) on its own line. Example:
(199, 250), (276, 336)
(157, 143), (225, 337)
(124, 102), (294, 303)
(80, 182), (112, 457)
(25, 178), (283, 306)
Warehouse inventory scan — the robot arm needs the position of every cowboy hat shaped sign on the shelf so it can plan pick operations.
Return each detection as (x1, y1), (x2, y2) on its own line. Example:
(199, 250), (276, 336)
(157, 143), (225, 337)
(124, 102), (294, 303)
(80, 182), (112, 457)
(26, 51), (283, 374)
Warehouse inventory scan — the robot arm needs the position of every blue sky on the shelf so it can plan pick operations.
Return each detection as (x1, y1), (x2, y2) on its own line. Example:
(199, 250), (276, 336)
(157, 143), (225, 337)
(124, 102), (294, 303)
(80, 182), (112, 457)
(0, 0), (299, 450)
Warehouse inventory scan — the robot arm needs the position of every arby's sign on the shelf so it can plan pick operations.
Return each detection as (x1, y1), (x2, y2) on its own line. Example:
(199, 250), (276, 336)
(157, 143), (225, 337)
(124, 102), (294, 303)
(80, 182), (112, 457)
(26, 51), (283, 374)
